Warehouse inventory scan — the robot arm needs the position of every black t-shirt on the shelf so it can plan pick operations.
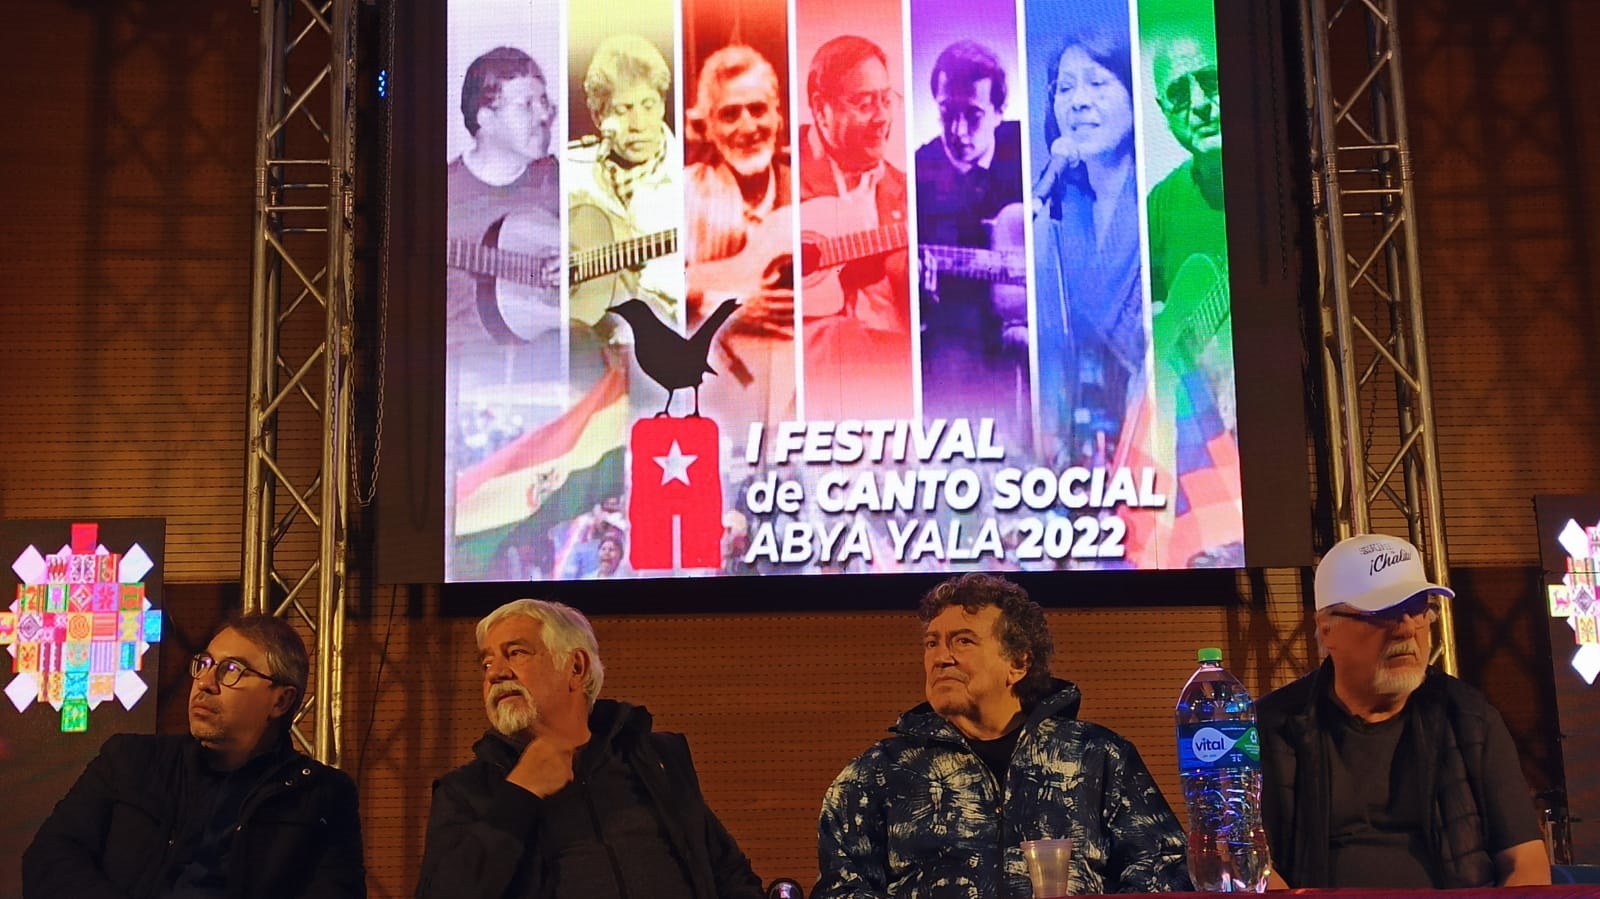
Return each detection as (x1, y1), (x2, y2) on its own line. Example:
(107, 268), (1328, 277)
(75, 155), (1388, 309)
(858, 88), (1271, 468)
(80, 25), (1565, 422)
(1324, 703), (1434, 888)
(969, 728), (1022, 787)
(1321, 691), (1543, 888)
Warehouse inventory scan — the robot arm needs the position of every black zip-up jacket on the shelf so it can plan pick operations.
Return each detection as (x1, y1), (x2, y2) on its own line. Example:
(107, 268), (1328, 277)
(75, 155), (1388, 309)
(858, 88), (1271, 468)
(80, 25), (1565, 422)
(1258, 661), (1535, 888)
(21, 732), (366, 899)
(415, 699), (763, 899)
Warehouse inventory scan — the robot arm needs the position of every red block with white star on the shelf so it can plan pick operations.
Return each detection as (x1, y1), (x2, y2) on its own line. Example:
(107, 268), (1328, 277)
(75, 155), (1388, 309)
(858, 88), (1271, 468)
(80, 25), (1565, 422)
(627, 416), (723, 571)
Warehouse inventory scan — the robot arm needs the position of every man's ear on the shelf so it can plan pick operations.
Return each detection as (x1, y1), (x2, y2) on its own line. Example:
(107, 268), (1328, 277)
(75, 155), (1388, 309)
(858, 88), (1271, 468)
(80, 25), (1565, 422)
(1008, 652), (1030, 687)
(270, 685), (299, 721)
(566, 649), (591, 690)
(1313, 615), (1334, 657)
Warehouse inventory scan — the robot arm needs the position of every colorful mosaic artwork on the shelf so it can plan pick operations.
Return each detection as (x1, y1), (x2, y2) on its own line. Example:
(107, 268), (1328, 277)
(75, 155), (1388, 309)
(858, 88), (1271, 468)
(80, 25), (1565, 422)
(3, 522), (161, 732)
(1548, 518), (1600, 684)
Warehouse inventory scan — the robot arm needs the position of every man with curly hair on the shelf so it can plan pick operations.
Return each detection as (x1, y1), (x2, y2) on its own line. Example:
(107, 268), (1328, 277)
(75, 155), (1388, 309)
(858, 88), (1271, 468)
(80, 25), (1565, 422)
(815, 573), (1190, 897)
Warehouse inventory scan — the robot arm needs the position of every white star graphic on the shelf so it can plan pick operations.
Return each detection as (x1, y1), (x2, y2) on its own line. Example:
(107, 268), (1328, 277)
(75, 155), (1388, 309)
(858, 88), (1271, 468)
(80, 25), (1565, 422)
(654, 440), (697, 485)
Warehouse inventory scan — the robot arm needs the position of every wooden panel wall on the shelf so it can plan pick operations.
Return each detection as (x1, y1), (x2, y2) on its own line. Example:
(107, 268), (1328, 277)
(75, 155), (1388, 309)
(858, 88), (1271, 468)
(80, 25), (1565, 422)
(1402, 0), (1600, 563)
(0, 1), (257, 577)
(2, 1), (1599, 896)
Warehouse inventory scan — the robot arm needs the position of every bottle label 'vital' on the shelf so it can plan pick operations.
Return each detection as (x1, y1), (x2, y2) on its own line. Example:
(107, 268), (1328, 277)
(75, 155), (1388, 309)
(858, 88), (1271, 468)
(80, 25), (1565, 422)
(1177, 723), (1260, 772)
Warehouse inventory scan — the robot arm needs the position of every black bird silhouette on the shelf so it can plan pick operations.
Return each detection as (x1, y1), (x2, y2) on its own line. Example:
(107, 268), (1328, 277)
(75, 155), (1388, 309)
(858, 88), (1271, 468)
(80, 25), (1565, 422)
(608, 297), (740, 417)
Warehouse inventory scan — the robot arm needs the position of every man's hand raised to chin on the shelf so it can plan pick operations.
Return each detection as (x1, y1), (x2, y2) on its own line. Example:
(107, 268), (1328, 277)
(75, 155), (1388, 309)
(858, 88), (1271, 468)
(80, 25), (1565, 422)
(506, 734), (584, 798)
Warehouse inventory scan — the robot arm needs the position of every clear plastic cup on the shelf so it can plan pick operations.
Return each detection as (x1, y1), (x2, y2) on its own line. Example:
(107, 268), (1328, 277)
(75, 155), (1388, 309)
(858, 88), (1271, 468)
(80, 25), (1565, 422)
(1020, 837), (1073, 898)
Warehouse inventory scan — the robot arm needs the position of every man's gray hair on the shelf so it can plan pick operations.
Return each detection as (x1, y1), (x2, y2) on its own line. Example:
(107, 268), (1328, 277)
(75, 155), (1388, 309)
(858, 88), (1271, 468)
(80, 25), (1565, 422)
(692, 44), (780, 122)
(583, 34), (672, 126)
(476, 598), (606, 707)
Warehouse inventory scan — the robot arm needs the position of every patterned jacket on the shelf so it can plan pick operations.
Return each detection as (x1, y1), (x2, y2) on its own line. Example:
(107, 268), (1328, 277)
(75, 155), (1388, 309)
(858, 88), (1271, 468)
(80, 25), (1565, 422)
(816, 680), (1191, 897)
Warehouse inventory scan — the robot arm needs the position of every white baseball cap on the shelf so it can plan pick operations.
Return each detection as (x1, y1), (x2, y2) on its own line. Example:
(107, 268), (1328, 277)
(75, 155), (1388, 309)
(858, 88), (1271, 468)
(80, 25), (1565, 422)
(1314, 533), (1455, 613)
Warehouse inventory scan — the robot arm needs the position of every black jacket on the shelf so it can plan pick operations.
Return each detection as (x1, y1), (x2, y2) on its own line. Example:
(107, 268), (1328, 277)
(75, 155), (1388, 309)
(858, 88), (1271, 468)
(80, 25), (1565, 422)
(415, 699), (763, 899)
(1259, 661), (1523, 888)
(21, 732), (366, 899)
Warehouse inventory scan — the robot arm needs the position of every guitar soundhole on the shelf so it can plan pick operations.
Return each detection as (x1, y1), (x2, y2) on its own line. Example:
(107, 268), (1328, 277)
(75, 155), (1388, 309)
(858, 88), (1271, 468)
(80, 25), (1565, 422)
(798, 239), (823, 277)
(764, 255), (795, 290)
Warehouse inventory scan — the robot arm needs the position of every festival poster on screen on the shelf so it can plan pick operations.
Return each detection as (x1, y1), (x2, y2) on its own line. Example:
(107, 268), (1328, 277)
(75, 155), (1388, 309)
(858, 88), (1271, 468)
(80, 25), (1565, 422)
(442, 0), (1240, 581)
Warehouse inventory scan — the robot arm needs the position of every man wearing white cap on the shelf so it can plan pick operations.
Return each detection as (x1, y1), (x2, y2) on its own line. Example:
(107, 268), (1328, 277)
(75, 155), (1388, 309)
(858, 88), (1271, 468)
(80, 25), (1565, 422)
(1257, 533), (1551, 889)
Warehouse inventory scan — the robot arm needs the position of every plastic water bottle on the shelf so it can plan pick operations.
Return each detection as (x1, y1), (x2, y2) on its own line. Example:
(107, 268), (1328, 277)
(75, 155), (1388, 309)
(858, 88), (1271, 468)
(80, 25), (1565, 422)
(1176, 647), (1270, 892)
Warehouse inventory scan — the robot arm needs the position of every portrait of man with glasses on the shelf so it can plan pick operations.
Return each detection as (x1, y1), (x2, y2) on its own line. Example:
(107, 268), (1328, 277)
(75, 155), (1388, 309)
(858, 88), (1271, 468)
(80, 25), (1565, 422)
(22, 614), (366, 899)
(444, 41), (564, 581)
(447, 45), (561, 347)
(1257, 534), (1551, 890)
(797, 34), (915, 422)
(1139, 23), (1245, 569)
(1145, 29), (1223, 316)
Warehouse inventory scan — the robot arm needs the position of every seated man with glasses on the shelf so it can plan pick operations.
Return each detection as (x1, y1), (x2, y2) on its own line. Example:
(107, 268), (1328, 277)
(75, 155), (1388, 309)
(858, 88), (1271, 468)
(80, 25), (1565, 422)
(23, 614), (366, 899)
(1258, 534), (1550, 889)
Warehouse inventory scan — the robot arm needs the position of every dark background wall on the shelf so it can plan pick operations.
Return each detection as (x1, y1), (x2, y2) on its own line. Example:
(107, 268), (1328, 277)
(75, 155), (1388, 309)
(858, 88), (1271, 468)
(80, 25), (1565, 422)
(2, 1), (1598, 896)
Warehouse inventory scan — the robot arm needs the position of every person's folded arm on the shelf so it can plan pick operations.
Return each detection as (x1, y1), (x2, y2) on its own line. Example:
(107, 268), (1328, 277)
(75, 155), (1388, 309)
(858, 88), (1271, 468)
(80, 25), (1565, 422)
(1100, 738), (1193, 893)
(813, 756), (891, 899)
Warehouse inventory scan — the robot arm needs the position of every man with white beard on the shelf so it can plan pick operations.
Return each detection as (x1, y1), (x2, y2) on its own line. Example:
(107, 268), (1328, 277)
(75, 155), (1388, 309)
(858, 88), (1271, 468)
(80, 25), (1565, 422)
(416, 599), (763, 899)
(683, 44), (796, 433)
(1258, 534), (1550, 890)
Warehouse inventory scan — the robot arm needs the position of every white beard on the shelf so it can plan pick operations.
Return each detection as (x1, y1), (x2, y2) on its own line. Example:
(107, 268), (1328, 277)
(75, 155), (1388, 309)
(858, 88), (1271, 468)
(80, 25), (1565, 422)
(1372, 639), (1426, 697)
(1373, 666), (1424, 697)
(724, 142), (774, 178)
(486, 682), (539, 737)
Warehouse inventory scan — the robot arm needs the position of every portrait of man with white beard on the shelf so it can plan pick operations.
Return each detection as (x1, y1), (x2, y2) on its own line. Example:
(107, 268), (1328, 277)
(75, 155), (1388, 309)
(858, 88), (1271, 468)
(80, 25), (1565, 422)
(683, 43), (798, 436)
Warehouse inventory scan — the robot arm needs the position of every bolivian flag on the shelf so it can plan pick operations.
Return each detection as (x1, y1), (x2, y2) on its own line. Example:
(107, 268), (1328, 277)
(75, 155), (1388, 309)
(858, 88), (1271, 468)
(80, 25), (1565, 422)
(452, 368), (627, 577)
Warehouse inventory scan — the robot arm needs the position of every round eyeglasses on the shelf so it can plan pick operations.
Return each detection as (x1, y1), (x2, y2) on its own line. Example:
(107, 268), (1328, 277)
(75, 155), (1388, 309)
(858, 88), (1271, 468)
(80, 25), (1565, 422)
(189, 653), (284, 688)
(837, 88), (900, 116)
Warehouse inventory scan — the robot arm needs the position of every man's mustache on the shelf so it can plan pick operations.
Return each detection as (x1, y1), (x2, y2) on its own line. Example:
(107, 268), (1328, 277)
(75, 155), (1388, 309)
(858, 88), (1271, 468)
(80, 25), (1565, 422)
(1383, 640), (1420, 660)
(489, 681), (531, 704)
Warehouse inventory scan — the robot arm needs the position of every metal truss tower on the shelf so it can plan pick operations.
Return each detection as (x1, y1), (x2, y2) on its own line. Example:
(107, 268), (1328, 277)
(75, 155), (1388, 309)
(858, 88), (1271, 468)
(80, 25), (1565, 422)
(1301, 0), (1455, 672)
(243, 0), (358, 765)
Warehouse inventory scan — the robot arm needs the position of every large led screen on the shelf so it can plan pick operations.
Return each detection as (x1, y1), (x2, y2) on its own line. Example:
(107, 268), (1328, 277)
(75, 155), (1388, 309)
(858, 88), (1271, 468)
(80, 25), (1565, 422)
(436, 0), (1271, 584)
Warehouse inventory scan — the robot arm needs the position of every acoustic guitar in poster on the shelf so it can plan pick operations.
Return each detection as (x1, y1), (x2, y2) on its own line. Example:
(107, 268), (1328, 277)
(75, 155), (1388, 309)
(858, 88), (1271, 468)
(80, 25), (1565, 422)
(691, 196), (1025, 318)
(447, 209), (562, 343)
(569, 203), (680, 328)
